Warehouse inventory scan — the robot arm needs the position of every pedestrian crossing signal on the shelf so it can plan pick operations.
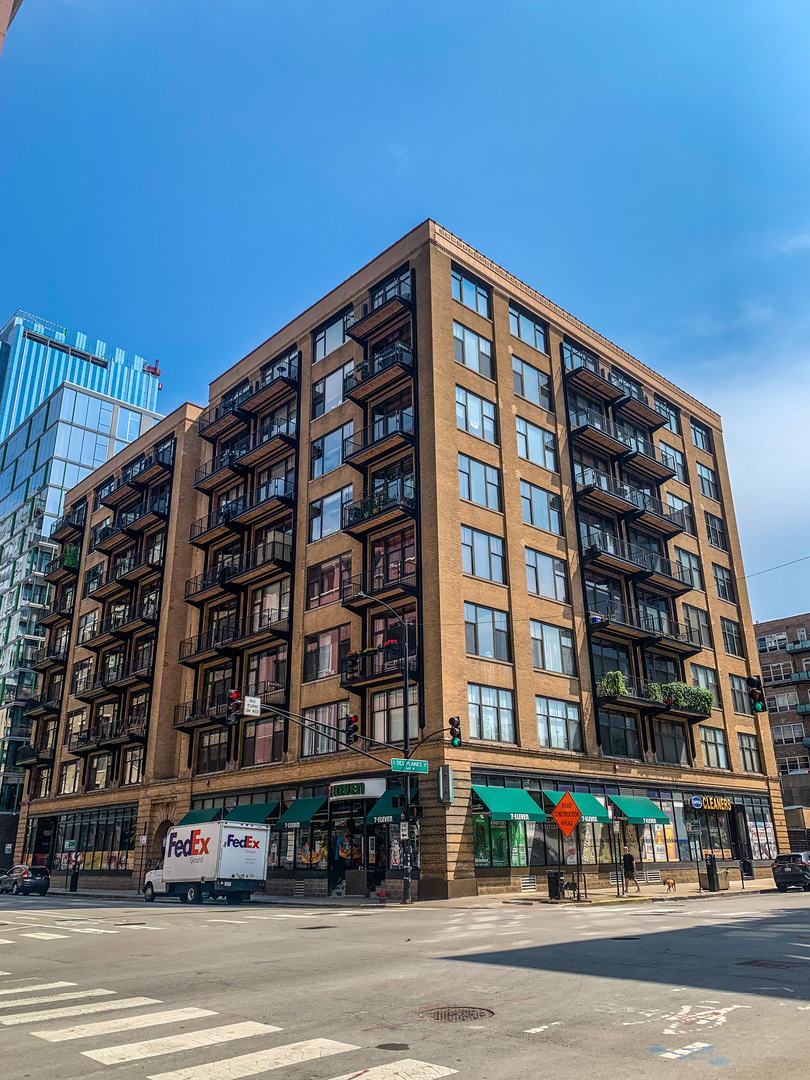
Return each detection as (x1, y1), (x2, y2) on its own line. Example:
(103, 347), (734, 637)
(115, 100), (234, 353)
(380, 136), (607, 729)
(746, 676), (767, 714)
(448, 716), (462, 748)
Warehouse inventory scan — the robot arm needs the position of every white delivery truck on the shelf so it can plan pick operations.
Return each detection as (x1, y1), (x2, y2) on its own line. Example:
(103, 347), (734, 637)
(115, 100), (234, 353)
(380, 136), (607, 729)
(143, 821), (270, 905)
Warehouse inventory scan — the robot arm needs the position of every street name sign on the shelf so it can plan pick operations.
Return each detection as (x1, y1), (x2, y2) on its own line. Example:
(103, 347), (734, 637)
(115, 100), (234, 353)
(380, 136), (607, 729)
(391, 758), (428, 774)
(243, 696), (262, 717)
(552, 791), (582, 838)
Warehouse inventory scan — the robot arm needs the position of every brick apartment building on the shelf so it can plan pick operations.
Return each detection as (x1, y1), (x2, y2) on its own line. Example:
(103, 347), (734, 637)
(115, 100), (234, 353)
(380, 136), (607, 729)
(753, 612), (810, 807)
(15, 221), (786, 898)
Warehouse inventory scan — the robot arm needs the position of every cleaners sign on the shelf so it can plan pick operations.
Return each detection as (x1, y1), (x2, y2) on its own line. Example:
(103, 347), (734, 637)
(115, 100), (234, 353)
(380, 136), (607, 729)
(690, 794), (733, 812)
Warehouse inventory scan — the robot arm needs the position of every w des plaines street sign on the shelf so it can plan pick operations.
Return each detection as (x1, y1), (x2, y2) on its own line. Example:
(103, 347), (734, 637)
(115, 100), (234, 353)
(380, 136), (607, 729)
(551, 791), (582, 838)
(391, 758), (428, 774)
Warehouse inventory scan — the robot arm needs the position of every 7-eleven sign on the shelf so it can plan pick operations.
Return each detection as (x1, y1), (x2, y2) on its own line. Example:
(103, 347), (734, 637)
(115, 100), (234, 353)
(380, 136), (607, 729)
(551, 792), (582, 838)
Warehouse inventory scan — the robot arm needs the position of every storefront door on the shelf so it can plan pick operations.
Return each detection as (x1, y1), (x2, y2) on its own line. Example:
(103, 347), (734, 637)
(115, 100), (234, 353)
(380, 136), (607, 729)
(328, 802), (365, 895)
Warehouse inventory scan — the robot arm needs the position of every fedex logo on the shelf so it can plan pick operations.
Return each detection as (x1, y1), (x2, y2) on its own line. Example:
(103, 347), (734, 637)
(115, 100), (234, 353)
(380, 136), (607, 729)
(168, 829), (211, 858)
(225, 833), (260, 849)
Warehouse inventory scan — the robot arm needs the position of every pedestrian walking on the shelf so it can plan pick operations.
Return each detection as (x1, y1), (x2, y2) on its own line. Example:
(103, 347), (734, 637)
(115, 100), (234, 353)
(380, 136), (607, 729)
(623, 846), (640, 893)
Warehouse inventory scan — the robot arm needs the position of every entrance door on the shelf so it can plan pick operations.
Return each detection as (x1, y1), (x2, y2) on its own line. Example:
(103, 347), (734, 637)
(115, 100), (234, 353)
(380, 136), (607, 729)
(328, 805), (365, 895)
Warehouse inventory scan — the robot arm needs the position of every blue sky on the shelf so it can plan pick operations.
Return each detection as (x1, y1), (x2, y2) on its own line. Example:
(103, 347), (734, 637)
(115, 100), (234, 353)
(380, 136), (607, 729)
(1, 0), (809, 621)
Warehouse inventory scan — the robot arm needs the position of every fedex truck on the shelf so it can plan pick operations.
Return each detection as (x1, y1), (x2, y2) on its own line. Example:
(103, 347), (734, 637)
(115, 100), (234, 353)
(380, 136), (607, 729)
(143, 822), (270, 905)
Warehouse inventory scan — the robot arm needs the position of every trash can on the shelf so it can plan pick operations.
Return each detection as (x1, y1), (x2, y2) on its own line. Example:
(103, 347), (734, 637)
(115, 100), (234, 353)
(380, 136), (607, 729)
(717, 868), (730, 891)
(701, 853), (720, 892)
(547, 871), (563, 900)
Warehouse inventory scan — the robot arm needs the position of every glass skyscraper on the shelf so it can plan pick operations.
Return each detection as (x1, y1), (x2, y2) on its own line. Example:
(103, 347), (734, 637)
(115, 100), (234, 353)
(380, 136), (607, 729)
(0, 311), (162, 857)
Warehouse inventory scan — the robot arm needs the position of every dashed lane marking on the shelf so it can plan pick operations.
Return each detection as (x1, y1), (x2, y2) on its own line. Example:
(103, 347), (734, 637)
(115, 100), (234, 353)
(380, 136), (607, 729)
(0, 996), (161, 1026)
(146, 1038), (359, 1080)
(33, 1007), (218, 1042)
(82, 1021), (281, 1065)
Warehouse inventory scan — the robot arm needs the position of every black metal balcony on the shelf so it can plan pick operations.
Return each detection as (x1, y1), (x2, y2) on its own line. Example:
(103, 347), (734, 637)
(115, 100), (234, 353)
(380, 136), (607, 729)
(344, 343), (414, 403)
(15, 743), (54, 768)
(341, 564), (418, 611)
(100, 445), (174, 508)
(594, 673), (667, 712)
(26, 693), (63, 718)
(342, 475), (416, 537)
(339, 651), (417, 689)
(346, 276), (412, 344)
(610, 374), (666, 429)
(185, 561), (243, 604)
(343, 411), (415, 469)
(178, 620), (240, 664)
(194, 418), (297, 491)
(225, 537), (293, 588)
(229, 609), (290, 649)
(50, 504), (87, 542)
(190, 482), (294, 546)
(173, 679), (285, 731)
(562, 343), (626, 404)
(78, 602), (159, 650)
(18, 644), (46, 670)
(40, 596), (75, 628)
(197, 383), (253, 442)
(588, 599), (702, 654)
(68, 714), (148, 755)
(74, 657), (154, 701)
(44, 551), (80, 582)
(33, 644), (69, 673)
(582, 529), (691, 594)
(86, 550), (164, 601)
(568, 407), (637, 458)
(197, 359), (300, 442)
(574, 467), (643, 517)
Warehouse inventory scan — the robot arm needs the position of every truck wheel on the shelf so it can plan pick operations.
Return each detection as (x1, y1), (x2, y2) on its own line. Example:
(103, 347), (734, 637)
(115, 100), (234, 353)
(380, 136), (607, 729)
(185, 884), (202, 905)
(226, 893), (244, 905)
(143, 883), (155, 903)
(777, 884), (788, 892)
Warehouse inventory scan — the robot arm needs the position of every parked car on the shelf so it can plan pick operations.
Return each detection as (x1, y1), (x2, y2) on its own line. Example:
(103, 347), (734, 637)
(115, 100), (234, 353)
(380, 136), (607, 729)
(0, 865), (50, 896)
(771, 852), (810, 892)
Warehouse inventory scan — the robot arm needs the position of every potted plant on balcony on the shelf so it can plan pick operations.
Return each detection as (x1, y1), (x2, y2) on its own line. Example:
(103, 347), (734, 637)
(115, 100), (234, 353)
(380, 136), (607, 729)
(381, 637), (402, 662)
(660, 682), (714, 716)
(645, 681), (664, 704)
(597, 670), (628, 698)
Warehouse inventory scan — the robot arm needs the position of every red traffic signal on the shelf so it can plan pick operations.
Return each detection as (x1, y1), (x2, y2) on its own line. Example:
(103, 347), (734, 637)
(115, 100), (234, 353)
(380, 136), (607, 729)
(347, 715), (360, 745)
(448, 716), (462, 748)
(746, 676), (767, 714)
(226, 689), (242, 725)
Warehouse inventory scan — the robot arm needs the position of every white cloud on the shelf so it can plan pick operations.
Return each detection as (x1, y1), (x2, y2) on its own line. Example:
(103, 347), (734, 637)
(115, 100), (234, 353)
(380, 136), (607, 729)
(774, 231), (810, 256)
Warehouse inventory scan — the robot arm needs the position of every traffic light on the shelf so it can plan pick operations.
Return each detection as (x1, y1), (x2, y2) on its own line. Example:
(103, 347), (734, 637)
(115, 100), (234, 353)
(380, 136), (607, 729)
(746, 676), (767, 714)
(347, 715), (360, 745)
(448, 716), (462, 748)
(226, 689), (242, 725)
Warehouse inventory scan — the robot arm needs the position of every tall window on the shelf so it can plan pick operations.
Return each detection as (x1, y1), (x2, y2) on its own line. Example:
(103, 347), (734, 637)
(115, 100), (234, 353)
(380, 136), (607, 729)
(683, 604), (712, 647)
(309, 485), (353, 542)
(774, 722), (805, 743)
(667, 493), (695, 535)
(675, 548), (702, 590)
(530, 621), (576, 675)
(468, 684), (515, 742)
(371, 527), (415, 589)
(458, 454), (501, 511)
(721, 617), (744, 657)
(697, 462), (719, 501)
(700, 726), (729, 769)
(464, 603), (511, 661)
(660, 442), (687, 482)
(655, 719), (687, 765)
(251, 578), (290, 625)
(302, 700), (349, 756)
(87, 752), (113, 790)
(461, 527), (505, 583)
(512, 358), (552, 410)
(725, 674), (747, 716)
(691, 419), (713, 452)
(312, 361), (353, 418)
(452, 267), (490, 317)
(314, 311), (351, 362)
(536, 697), (582, 751)
(516, 418), (557, 471)
(521, 480), (563, 535)
(712, 564), (735, 602)
(303, 625), (351, 681)
(691, 663), (720, 708)
(311, 421), (353, 478)
(738, 733), (761, 773)
(705, 512), (728, 550)
(121, 747), (143, 786)
(58, 761), (80, 795)
(456, 387), (497, 443)
(197, 728), (228, 774)
(453, 322), (493, 378)
(599, 711), (640, 759)
(654, 395), (680, 433)
(372, 686), (418, 744)
(247, 645), (287, 694)
(525, 548), (568, 602)
(509, 303), (548, 353)
(306, 553), (352, 609)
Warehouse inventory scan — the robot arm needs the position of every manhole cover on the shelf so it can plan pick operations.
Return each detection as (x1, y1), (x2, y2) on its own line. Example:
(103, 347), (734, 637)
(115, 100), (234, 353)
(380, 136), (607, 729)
(298, 925), (335, 930)
(610, 936), (641, 941)
(737, 959), (806, 969)
(421, 1006), (494, 1022)
(377, 1043), (409, 1051)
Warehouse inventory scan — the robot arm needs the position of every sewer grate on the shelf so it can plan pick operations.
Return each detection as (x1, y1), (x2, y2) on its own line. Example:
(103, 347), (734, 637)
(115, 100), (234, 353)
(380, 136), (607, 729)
(421, 1006), (494, 1022)
(298, 925), (336, 930)
(610, 936), (641, 941)
(737, 959), (807, 970)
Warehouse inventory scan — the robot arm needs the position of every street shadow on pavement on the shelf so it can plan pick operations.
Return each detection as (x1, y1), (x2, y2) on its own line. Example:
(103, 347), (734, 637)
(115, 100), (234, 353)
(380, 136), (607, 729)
(443, 905), (810, 1000)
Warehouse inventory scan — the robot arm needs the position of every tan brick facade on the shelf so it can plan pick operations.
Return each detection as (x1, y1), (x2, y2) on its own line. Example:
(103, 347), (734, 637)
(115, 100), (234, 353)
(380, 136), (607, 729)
(16, 221), (786, 898)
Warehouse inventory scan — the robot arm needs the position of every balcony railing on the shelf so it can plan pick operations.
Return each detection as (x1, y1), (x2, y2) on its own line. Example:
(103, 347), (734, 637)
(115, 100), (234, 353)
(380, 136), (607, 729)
(576, 467), (685, 529)
(99, 445), (174, 502)
(78, 602), (159, 646)
(84, 550), (164, 598)
(582, 528), (690, 587)
(173, 679), (285, 727)
(344, 343), (413, 395)
(341, 563), (418, 604)
(343, 475), (416, 531)
(179, 620), (240, 661)
(68, 714), (148, 753)
(596, 673), (661, 702)
(190, 481), (295, 542)
(195, 417), (298, 486)
(343, 410), (414, 459)
(49, 505), (86, 539)
(75, 656), (154, 696)
(197, 358), (300, 436)
(44, 551), (80, 577)
(340, 651), (417, 688)
(185, 561), (242, 599)
(178, 609), (290, 661)
(184, 538), (293, 599)
(787, 639), (810, 654)
(589, 599), (701, 648)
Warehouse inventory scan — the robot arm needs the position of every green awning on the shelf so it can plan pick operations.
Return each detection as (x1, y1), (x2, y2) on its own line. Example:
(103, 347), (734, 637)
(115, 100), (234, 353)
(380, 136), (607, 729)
(224, 801), (279, 824)
(275, 797), (327, 831)
(366, 788), (405, 825)
(608, 795), (670, 825)
(472, 785), (546, 822)
(176, 808), (221, 826)
(543, 791), (611, 824)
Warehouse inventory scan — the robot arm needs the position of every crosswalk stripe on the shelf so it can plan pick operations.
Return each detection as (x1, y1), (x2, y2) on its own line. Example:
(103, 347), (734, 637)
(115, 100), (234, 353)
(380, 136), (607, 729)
(147, 1038), (359, 1080)
(0, 981), (75, 996)
(0, 939), (14, 945)
(0, 989), (114, 1010)
(83, 1022), (281, 1065)
(329, 1061), (458, 1080)
(56, 927), (119, 934)
(21, 933), (70, 940)
(0, 996), (161, 1026)
(33, 1007), (220, 1043)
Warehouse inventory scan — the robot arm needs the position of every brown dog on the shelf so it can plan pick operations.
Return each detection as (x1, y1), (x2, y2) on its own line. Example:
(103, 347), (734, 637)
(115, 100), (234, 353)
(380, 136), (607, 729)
(664, 877), (677, 893)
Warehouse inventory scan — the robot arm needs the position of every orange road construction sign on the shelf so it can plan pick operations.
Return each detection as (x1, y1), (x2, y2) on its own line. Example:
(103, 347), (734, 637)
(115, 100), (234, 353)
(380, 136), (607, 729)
(552, 791), (582, 838)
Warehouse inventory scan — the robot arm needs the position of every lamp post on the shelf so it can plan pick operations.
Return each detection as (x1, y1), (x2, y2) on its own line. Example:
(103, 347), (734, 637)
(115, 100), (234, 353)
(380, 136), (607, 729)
(353, 590), (414, 905)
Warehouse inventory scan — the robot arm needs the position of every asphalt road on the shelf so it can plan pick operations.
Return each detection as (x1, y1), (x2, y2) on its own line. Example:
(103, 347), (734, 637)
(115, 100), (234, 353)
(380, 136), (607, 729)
(0, 890), (808, 1079)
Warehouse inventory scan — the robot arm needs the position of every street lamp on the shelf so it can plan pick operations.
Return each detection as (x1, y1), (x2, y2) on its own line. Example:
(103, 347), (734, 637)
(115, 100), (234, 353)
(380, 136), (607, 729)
(353, 590), (414, 905)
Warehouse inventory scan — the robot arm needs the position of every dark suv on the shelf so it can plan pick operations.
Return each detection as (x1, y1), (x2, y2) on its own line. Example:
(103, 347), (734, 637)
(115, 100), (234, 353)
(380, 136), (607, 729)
(0, 865), (50, 896)
(771, 852), (810, 892)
